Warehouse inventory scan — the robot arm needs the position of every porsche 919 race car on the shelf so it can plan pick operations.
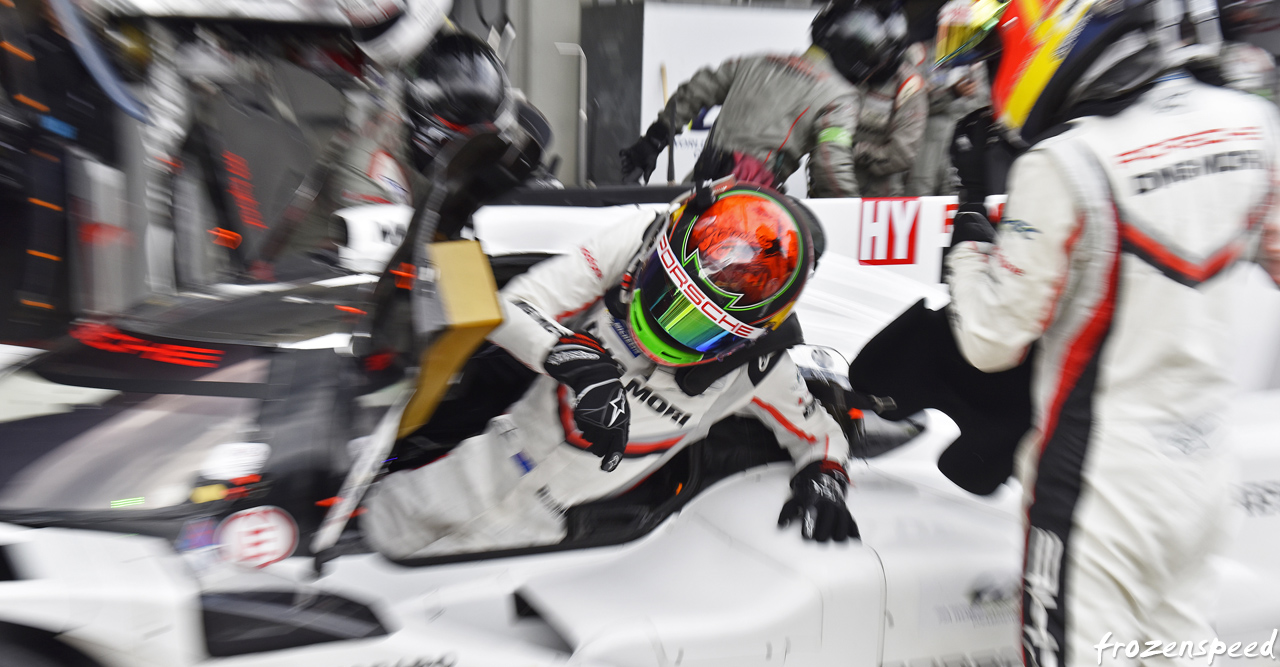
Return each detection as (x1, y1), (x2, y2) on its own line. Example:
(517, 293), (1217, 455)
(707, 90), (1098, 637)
(2, 132), (1280, 667)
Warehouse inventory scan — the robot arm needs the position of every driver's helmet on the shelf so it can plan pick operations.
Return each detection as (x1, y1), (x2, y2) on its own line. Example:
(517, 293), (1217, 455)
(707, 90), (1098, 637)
(406, 32), (511, 172)
(626, 183), (817, 367)
(934, 0), (1224, 142)
(811, 1), (910, 85)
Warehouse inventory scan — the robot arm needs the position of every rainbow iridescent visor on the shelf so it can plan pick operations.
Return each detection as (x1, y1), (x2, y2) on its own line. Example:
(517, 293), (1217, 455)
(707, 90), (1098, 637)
(935, 0), (1010, 66)
(628, 233), (767, 367)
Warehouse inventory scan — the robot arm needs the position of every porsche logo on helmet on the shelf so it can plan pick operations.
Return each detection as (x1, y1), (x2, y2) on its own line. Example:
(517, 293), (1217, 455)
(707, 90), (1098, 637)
(656, 233), (764, 340)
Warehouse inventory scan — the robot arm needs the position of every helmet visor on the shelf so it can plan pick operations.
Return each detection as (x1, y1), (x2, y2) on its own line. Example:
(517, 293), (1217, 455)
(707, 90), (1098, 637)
(935, 0), (1010, 66)
(628, 234), (766, 366)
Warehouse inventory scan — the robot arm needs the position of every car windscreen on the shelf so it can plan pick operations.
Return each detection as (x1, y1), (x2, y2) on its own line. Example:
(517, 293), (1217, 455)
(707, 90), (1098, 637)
(0, 326), (271, 512)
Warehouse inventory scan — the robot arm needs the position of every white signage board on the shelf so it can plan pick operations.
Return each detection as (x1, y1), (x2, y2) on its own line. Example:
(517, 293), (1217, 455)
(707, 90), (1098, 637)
(474, 195), (1009, 286)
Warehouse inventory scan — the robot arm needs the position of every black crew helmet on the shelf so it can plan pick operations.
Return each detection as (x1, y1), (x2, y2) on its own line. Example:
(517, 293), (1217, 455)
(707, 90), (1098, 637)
(406, 32), (511, 172)
(1220, 0), (1280, 40)
(812, 0), (910, 85)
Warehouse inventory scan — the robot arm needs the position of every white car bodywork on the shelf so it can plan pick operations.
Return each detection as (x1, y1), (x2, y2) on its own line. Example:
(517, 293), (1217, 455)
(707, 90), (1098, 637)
(0, 416), (1022, 667)
(0, 202), (1278, 666)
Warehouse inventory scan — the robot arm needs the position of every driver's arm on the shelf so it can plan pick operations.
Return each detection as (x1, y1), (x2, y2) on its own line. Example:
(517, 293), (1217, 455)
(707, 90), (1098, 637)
(737, 353), (850, 468)
(487, 210), (658, 372)
(743, 352), (857, 542)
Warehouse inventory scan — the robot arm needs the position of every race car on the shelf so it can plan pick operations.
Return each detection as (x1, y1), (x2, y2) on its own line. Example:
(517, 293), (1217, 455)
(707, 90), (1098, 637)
(2, 129), (1280, 667)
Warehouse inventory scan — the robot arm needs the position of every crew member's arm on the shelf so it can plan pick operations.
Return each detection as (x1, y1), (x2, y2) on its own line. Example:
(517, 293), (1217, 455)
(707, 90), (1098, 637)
(622, 59), (744, 181)
(945, 149), (1080, 371)
(1257, 109), (1280, 287)
(1261, 191), (1280, 287)
(856, 72), (927, 177)
(807, 92), (861, 198)
(657, 58), (743, 138)
(489, 211), (657, 372)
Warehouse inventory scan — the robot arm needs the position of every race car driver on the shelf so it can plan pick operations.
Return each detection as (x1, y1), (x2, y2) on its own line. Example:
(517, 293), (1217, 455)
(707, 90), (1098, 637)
(933, 0), (1280, 664)
(618, 1), (908, 197)
(364, 182), (857, 558)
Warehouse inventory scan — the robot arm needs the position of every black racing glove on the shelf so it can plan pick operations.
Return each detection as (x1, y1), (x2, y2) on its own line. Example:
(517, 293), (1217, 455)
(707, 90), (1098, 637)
(620, 122), (670, 184)
(544, 332), (630, 472)
(950, 106), (994, 204)
(950, 208), (997, 246)
(778, 460), (859, 542)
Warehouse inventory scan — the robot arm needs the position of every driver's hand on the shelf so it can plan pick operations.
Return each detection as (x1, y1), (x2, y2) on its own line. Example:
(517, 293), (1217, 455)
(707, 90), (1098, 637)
(544, 332), (630, 471)
(778, 460), (859, 542)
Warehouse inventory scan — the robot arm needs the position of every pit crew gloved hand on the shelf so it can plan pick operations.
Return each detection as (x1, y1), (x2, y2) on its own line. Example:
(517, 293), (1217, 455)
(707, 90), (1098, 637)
(778, 460), (859, 542)
(948, 107), (1000, 249)
(950, 209), (997, 246)
(951, 106), (994, 204)
(619, 122), (669, 184)
(544, 332), (630, 472)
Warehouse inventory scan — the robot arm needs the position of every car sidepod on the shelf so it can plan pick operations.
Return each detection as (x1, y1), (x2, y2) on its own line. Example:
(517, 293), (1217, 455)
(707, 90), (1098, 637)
(0, 523), (204, 666)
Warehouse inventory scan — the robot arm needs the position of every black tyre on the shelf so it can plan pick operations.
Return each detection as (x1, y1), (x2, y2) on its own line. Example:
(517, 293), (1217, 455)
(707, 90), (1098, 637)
(0, 640), (68, 667)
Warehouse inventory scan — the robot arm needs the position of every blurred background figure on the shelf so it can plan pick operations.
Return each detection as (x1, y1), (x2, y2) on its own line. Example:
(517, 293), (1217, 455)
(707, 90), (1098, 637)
(617, 0), (867, 197)
(405, 30), (560, 185)
(904, 40), (988, 196)
(840, 1), (927, 197)
(1216, 0), (1279, 95)
(405, 32), (515, 175)
(1219, 40), (1276, 94)
(0, 0), (458, 337)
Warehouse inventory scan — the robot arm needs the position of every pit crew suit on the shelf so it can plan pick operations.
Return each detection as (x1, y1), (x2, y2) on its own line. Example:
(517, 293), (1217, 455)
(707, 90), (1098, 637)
(364, 207), (851, 558)
(945, 73), (1280, 667)
(853, 60), (927, 197)
(906, 51), (989, 196)
(626, 48), (862, 197)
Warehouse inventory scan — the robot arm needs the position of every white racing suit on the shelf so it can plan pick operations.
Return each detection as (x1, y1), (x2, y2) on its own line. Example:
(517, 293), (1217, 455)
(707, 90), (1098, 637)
(945, 73), (1280, 667)
(364, 209), (850, 559)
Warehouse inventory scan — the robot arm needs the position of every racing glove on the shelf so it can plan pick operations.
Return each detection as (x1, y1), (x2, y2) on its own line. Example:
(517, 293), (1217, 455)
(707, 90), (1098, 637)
(778, 460), (859, 542)
(619, 122), (669, 184)
(948, 107), (999, 251)
(950, 107), (994, 204)
(950, 209), (997, 247)
(544, 332), (630, 472)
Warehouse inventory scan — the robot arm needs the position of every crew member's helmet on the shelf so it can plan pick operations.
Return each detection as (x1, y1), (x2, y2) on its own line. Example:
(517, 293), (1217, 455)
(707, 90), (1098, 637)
(811, 0), (910, 85)
(626, 183), (818, 367)
(406, 32), (512, 172)
(934, 0), (1224, 142)
(1220, 0), (1280, 39)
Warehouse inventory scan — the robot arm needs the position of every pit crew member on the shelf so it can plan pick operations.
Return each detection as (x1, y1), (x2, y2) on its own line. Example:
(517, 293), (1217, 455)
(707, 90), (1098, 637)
(935, 0), (1280, 665)
(847, 6), (927, 197)
(618, 1), (901, 197)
